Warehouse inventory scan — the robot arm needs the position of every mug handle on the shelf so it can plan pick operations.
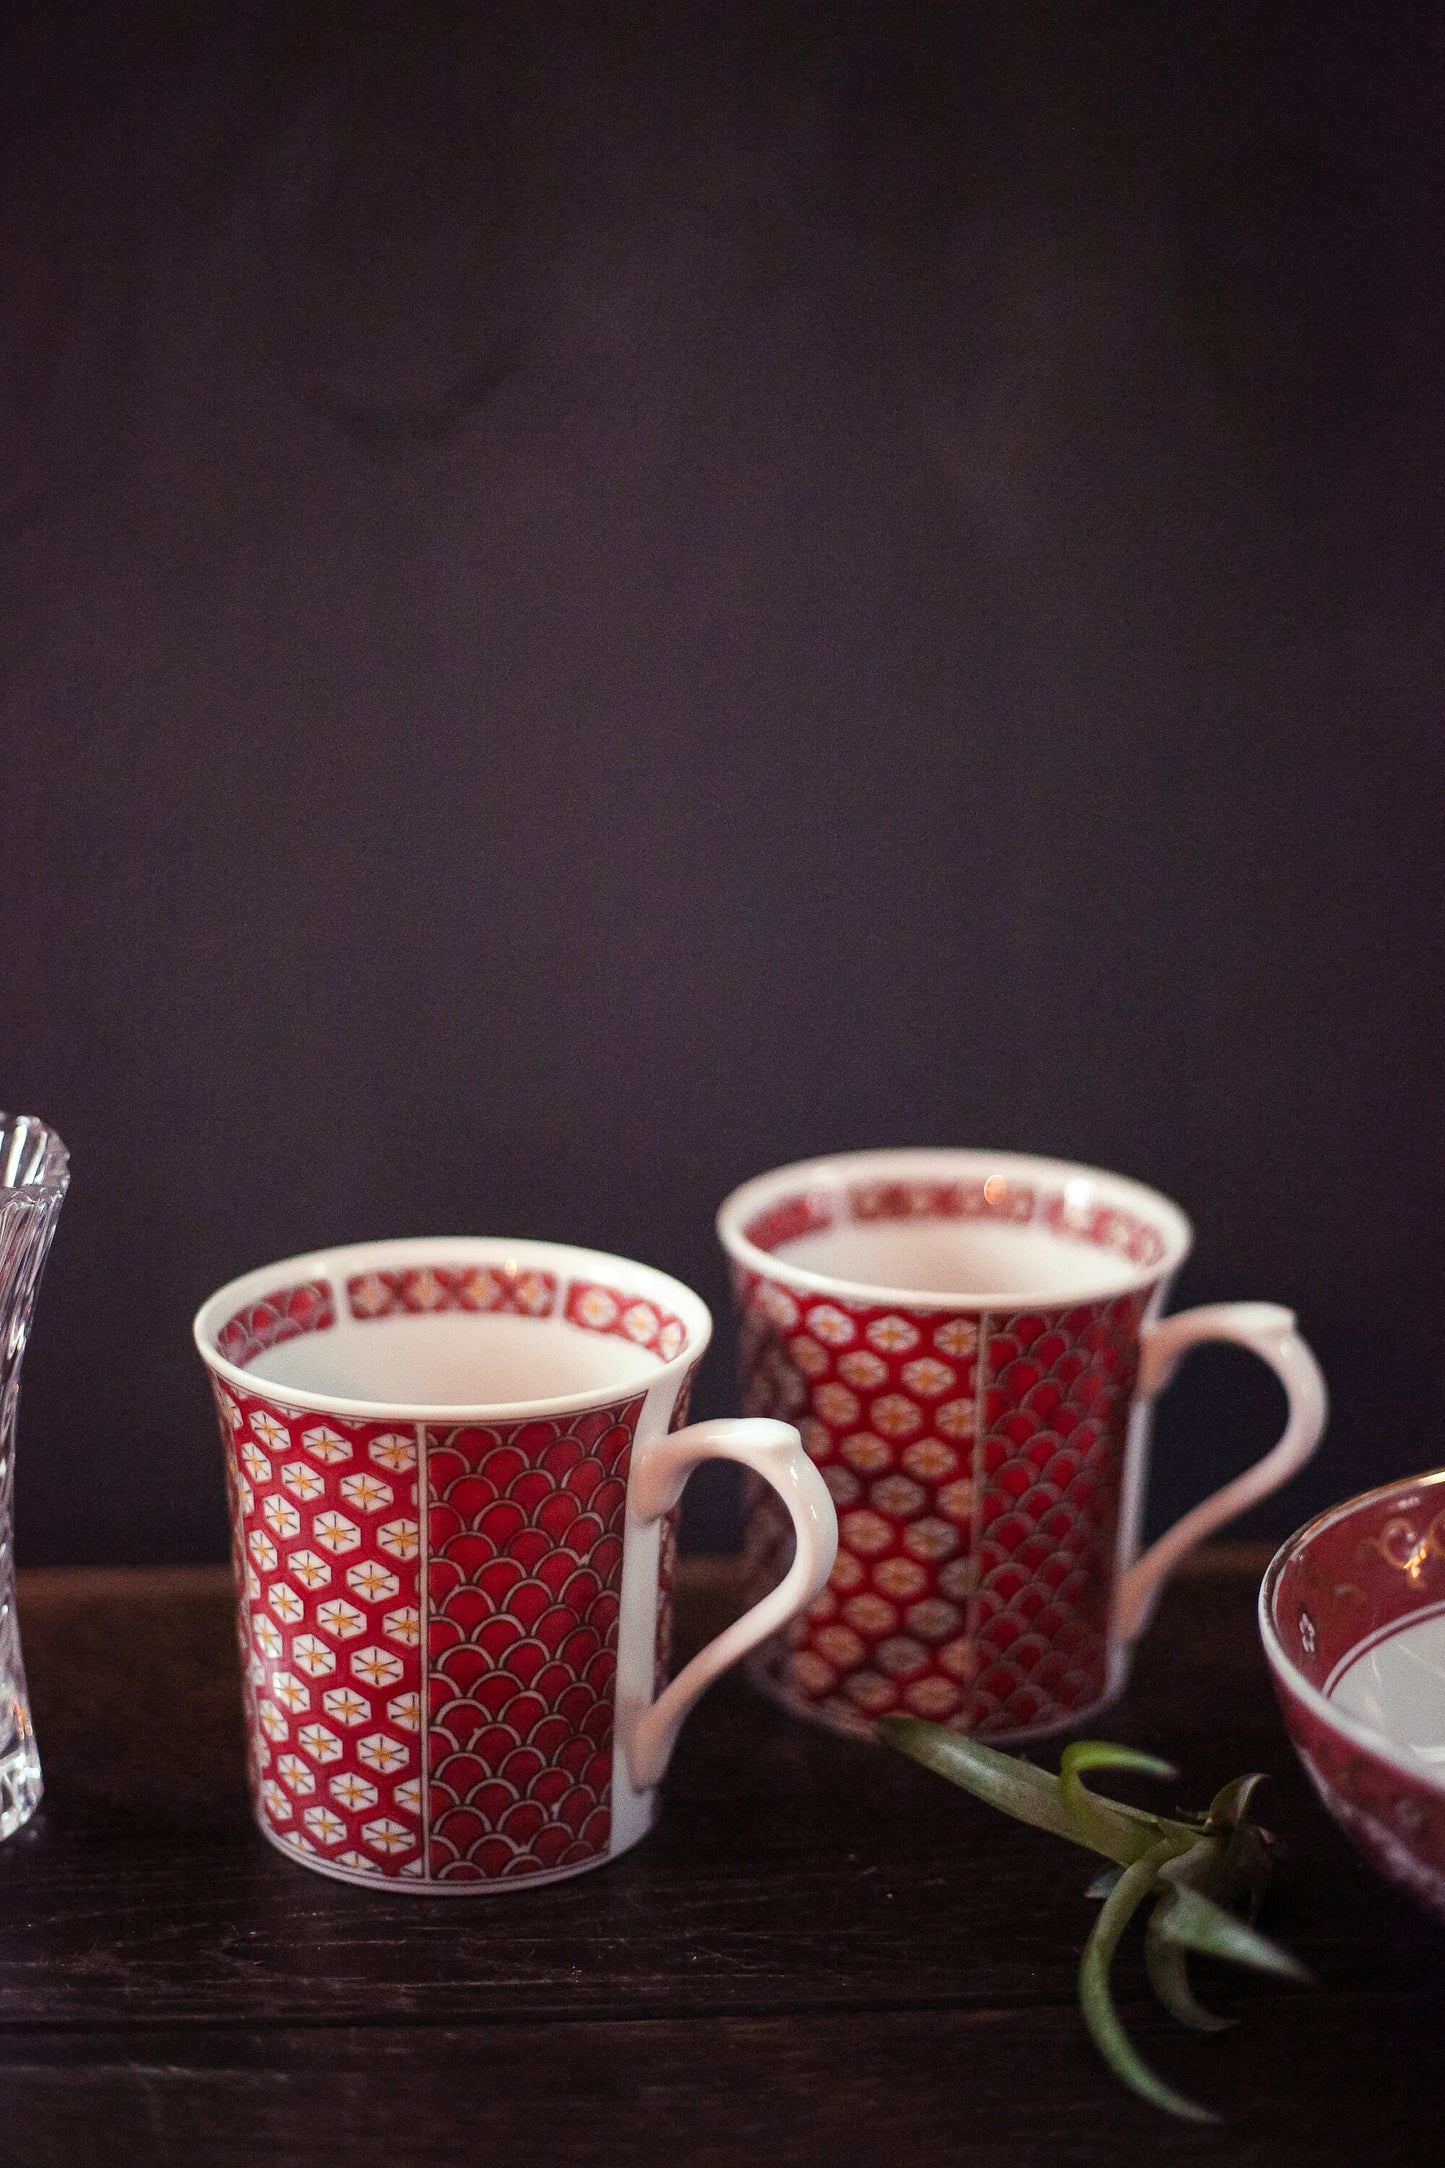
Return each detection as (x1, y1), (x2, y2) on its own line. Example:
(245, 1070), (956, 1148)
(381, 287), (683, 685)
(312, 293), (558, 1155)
(1112, 1302), (1327, 1645)
(622, 1417), (838, 1791)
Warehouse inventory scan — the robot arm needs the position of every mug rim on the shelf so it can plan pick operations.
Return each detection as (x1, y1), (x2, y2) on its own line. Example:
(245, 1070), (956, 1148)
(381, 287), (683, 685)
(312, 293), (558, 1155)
(194, 1234), (712, 1422)
(715, 1146), (1194, 1310)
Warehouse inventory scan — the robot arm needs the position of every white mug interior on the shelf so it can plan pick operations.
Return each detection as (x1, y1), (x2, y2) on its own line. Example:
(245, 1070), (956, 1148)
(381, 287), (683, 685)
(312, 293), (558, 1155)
(717, 1147), (1193, 1308)
(194, 1236), (709, 1417)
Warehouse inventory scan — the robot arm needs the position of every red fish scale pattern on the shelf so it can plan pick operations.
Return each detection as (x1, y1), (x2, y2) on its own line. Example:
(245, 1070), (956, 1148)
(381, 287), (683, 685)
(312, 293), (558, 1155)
(218, 1382), (428, 1878)
(216, 1377), (653, 1884)
(424, 1403), (638, 1881)
(972, 1297), (1145, 1731)
(735, 1268), (1154, 1738)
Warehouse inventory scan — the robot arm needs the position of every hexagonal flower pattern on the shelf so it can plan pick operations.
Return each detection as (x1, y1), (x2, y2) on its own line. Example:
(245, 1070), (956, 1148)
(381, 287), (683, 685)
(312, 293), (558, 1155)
(212, 1273), (698, 1890)
(735, 1249), (1151, 1739)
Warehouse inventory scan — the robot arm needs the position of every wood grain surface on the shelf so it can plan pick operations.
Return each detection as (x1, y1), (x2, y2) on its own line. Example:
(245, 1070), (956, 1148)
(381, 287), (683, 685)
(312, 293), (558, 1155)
(0, 1554), (1437, 2165)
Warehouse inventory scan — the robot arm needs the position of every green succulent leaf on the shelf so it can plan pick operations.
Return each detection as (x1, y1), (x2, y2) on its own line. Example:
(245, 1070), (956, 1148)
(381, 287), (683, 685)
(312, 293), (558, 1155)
(878, 1721), (1311, 2125)
(1080, 1839), (1219, 2125)
(1151, 1874), (1314, 1984)
(1143, 1909), (1235, 2034)
(1058, 1741), (1190, 1865)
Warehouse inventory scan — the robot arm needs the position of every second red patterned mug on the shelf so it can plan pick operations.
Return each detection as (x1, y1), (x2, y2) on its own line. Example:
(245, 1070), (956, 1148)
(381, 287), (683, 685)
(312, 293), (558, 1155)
(194, 1237), (835, 1890)
(718, 1148), (1326, 1741)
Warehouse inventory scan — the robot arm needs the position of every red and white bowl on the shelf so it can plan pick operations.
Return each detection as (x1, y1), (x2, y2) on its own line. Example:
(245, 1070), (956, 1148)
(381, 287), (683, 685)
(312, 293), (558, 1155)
(1260, 1469), (1445, 1923)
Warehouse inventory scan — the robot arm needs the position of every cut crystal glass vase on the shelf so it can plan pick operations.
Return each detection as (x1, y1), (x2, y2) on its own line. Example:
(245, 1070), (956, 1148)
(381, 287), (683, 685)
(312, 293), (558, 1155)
(0, 1115), (68, 1839)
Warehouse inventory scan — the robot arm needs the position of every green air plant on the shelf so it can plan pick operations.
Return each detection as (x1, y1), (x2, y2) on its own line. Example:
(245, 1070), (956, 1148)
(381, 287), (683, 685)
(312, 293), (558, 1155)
(878, 1719), (1313, 2124)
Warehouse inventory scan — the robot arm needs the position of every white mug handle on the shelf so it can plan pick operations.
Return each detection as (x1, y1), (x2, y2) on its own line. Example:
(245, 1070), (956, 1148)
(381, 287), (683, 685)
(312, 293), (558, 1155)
(623, 1417), (837, 1791)
(1113, 1302), (1327, 1645)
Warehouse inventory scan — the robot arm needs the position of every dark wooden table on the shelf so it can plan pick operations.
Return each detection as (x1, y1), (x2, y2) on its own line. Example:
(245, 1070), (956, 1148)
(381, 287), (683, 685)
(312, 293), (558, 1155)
(0, 1551), (1437, 2167)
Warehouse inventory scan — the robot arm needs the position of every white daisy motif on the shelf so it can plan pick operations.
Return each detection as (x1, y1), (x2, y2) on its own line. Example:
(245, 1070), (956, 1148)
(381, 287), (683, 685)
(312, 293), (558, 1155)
(806, 1303), (856, 1348)
(575, 1286), (618, 1330)
(901, 1357), (956, 1400)
(291, 1633), (336, 1679)
(221, 1392), (243, 1433)
(758, 1284), (799, 1330)
(815, 1623), (866, 1669)
(902, 1437), (959, 1482)
(247, 1650), (266, 1688)
(902, 1516), (960, 1562)
(276, 1751), (315, 1795)
(658, 1320), (685, 1360)
(382, 1606), (420, 1649)
(787, 1334), (829, 1379)
(838, 1349), (889, 1390)
(844, 1593), (898, 1637)
(938, 1556), (976, 1602)
(386, 1691), (421, 1733)
(260, 1778), (291, 1821)
(335, 1849), (378, 1873)
(313, 1510), (361, 1555)
(330, 1771), (378, 1811)
(258, 1699), (288, 1743)
(933, 1319), (978, 1358)
(239, 1441), (272, 1484)
(362, 1816), (415, 1858)
(907, 1598), (963, 1641)
(347, 1560), (400, 1604)
(322, 1686), (370, 1728)
(813, 1383), (860, 1428)
(262, 1495), (302, 1542)
(317, 1599), (366, 1641)
(302, 1425), (353, 1466)
(871, 1394), (924, 1440)
(935, 1399), (976, 1440)
(248, 1529), (279, 1572)
(393, 1778), (422, 1815)
(794, 1650), (837, 1696)
(237, 1475), (254, 1515)
(844, 1672), (898, 1715)
(253, 1614), (284, 1662)
(286, 1548), (331, 1591)
(297, 1722), (343, 1765)
(352, 1645), (404, 1688)
(281, 1460), (325, 1502)
(251, 1408), (289, 1452)
(874, 1555), (928, 1600)
(866, 1315), (921, 1355)
(622, 1301), (657, 1345)
(268, 1580), (304, 1626)
(339, 1471), (392, 1514)
(357, 1732), (408, 1774)
(841, 1432), (892, 1476)
(839, 1509), (892, 1557)
(368, 1434), (416, 1473)
(870, 1474), (926, 1518)
(302, 1804), (347, 1846)
(822, 1466), (861, 1507)
(377, 1518), (419, 1561)
(938, 1478), (975, 1524)
(905, 1676), (964, 1719)
(245, 1563), (262, 1604)
(271, 1671), (310, 1715)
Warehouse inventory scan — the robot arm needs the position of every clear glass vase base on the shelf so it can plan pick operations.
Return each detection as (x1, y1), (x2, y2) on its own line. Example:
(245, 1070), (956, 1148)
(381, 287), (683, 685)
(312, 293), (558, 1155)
(0, 1735), (42, 1841)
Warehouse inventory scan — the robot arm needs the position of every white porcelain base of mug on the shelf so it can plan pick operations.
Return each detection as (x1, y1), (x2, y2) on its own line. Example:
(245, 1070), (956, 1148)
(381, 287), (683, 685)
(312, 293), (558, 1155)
(252, 1795), (659, 1894)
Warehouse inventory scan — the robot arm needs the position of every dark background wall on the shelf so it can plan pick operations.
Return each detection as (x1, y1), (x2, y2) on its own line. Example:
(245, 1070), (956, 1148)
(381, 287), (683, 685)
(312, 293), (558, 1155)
(2, 1), (1441, 1567)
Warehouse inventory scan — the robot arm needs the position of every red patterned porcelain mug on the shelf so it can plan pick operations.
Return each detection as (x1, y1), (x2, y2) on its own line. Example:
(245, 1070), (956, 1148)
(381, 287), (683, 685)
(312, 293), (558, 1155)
(194, 1237), (836, 1891)
(718, 1149), (1327, 1741)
